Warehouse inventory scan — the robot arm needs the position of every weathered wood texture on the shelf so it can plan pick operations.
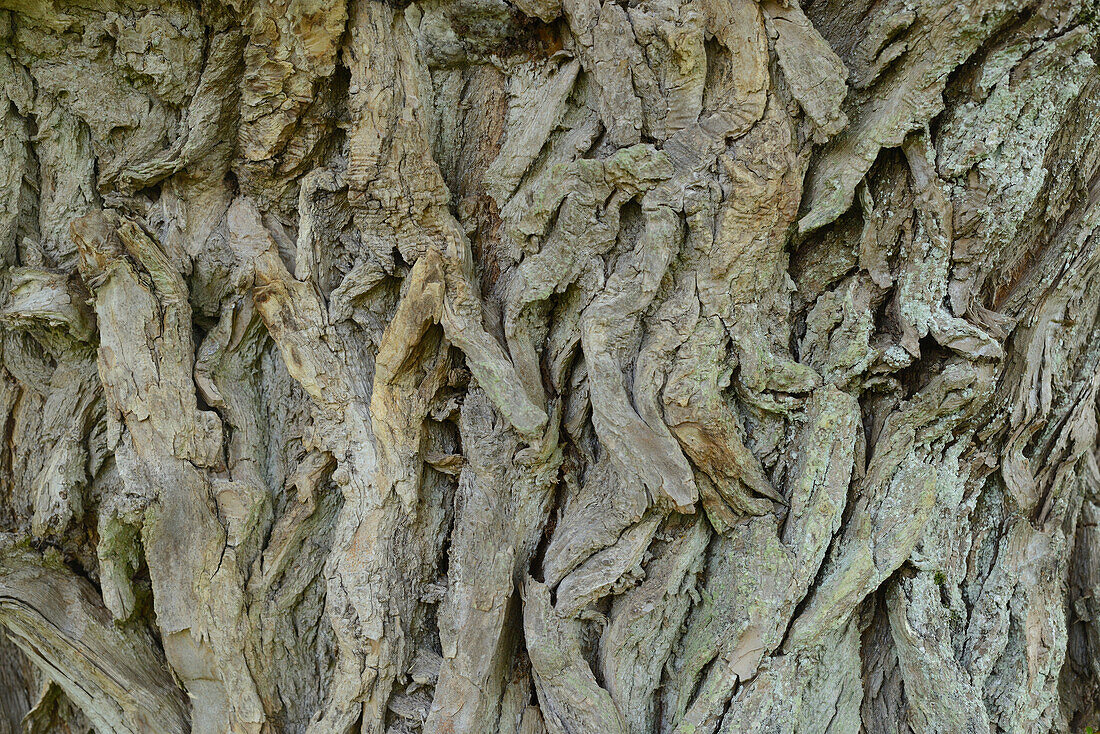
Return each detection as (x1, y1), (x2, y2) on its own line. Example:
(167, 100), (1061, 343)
(0, 0), (1099, 732)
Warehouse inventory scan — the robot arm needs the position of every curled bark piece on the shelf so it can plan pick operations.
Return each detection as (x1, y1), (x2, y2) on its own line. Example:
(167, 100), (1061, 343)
(438, 216), (549, 438)
(486, 59), (581, 203)
(599, 515), (710, 734)
(699, 0), (767, 138)
(562, 0), (645, 147)
(426, 388), (561, 733)
(523, 577), (629, 734)
(786, 359), (996, 651)
(582, 201), (696, 511)
(1, 267), (95, 345)
(502, 144), (672, 414)
(703, 98), (821, 396)
(1, 267), (103, 539)
(0, 543), (189, 734)
(762, 0), (848, 142)
(554, 513), (661, 616)
(542, 456), (651, 588)
(625, 0), (707, 141)
(716, 619), (865, 734)
(886, 573), (991, 733)
(231, 197), (394, 734)
(345, 0), (546, 438)
(798, 0), (1022, 233)
(116, 29), (245, 194)
(239, 0), (347, 162)
(74, 210), (265, 734)
(664, 316), (782, 516)
(663, 387), (859, 734)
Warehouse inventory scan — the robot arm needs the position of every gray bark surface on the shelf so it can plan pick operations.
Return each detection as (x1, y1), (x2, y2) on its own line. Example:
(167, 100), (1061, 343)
(0, 0), (1099, 732)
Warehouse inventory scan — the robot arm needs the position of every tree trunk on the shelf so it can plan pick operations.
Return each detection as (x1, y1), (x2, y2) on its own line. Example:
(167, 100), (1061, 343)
(1, 0), (1099, 732)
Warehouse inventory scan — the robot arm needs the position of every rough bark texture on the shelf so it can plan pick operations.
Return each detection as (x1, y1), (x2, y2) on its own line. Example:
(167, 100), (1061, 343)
(1, 0), (1099, 732)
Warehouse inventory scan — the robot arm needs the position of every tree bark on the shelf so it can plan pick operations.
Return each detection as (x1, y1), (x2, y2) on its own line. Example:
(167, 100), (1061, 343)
(0, 0), (1099, 732)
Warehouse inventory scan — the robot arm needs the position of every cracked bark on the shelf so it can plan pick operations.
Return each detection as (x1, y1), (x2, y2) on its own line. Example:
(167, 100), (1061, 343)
(1, 0), (1100, 732)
